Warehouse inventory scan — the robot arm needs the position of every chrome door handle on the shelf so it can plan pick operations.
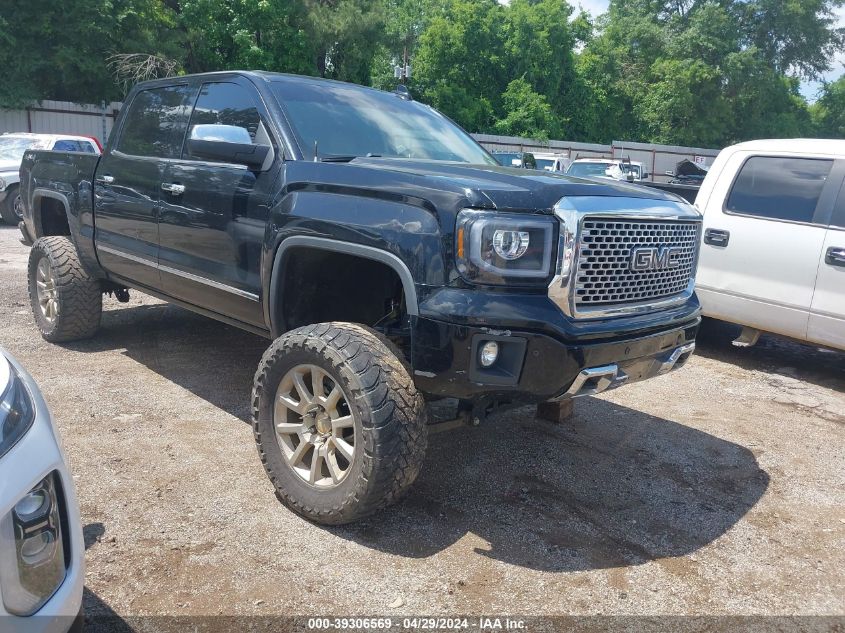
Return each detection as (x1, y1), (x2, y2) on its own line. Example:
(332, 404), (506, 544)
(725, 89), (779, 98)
(704, 228), (730, 247)
(825, 246), (845, 267)
(161, 182), (185, 195)
(95, 175), (114, 185)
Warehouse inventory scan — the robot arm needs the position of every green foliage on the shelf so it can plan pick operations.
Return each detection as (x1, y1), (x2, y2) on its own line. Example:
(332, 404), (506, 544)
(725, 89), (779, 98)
(2, 0), (844, 146)
(494, 78), (557, 140)
(812, 75), (845, 136)
(0, 0), (179, 106)
(177, 0), (313, 75)
(577, 0), (844, 145)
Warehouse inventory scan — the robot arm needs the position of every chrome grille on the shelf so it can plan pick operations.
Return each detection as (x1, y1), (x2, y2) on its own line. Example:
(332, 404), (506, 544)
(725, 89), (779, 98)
(574, 218), (700, 308)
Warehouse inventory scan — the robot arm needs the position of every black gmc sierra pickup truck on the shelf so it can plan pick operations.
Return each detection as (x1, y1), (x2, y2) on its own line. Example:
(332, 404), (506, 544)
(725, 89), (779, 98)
(19, 71), (701, 524)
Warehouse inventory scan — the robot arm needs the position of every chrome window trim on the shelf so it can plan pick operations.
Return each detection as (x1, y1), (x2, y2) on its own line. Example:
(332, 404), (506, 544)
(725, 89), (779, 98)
(549, 197), (702, 319)
(97, 245), (259, 301)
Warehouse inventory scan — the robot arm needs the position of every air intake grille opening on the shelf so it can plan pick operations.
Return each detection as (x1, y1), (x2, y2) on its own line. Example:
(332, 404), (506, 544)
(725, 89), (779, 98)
(575, 218), (700, 307)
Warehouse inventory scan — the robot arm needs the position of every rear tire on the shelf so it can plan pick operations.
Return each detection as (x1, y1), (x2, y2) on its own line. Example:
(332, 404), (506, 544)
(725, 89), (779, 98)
(0, 185), (21, 225)
(28, 236), (102, 342)
(252, 322), (428, 525)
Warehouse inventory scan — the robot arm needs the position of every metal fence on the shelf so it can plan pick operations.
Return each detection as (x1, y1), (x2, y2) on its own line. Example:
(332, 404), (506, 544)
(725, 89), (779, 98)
(471, 134), (720, 182)
(0, 100), (122, 145)
(0, 101), (721, 181)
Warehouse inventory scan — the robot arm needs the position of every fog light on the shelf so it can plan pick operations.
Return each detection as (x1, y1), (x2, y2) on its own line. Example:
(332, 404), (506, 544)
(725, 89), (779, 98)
(479, 341), (499, 367)
(0, 472), (67, 616)
(20, 532), (56, 566)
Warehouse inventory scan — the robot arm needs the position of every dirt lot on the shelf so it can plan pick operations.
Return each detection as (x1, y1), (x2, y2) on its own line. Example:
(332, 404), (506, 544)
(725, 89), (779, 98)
(0, 224), (843, 627)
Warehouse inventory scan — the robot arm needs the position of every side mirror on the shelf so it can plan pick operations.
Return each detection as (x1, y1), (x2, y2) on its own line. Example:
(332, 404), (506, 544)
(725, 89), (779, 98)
(187, 124), (270, 170)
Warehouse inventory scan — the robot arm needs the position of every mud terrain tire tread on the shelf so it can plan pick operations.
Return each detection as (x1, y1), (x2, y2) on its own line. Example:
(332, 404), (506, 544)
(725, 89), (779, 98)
(28, 236), (102, 342)
(252, 322), (428, 525)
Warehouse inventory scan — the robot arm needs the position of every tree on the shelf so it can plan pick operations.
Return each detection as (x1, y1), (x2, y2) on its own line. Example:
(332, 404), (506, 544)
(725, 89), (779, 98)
(494, 78), (558, 139)
(412, 0), (505, 131)
(812, 75), (845, 137)
(0, 0), (179, 106)
(176, 0), (313, 75)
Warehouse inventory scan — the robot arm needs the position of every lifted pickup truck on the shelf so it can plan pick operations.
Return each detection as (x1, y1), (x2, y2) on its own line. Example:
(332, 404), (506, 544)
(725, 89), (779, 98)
(19, 71), (701, 524)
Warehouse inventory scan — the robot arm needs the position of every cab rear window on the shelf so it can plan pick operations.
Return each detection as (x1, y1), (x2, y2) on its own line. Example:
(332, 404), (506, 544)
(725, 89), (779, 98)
(726, 156), (832, 224)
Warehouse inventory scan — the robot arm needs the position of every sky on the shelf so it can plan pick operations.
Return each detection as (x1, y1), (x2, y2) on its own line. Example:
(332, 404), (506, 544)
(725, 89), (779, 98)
(572, 0), (845, 102)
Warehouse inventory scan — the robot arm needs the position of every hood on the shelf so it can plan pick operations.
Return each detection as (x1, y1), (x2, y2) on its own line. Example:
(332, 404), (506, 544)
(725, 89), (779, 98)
(0, 160), (20, 175)
(342, 157), (683, 212)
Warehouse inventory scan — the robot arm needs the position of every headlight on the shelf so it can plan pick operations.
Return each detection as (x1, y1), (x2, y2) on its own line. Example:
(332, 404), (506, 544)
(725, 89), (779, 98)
(0, 177), (6, 191)
(455, 210), (556, 285)
(0, 356), (35, 460)
(0, 473), (68, 615)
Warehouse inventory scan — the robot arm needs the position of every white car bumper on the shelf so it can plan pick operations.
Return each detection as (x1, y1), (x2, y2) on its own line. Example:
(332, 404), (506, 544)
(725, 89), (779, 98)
(0, 353), (84, 633)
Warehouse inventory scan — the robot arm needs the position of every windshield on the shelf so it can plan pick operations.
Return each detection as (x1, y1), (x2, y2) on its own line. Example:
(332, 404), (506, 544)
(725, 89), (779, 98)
(493, 153), (520, 166)
(0, 137), (47, 163)
(272, 79), (496, 164)
(567, 162), (612, 177)
(493, 152), (522, 167)
(622, 164), (642, 178)
(535, 158), (555, 171)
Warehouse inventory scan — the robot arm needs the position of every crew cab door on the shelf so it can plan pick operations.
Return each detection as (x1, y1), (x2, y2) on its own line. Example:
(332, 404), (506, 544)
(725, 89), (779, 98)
(696, 153), (839, 341)
(157, 79), (278, 327)
(809, 192), (845, 349)
(94, 84), (196, 288)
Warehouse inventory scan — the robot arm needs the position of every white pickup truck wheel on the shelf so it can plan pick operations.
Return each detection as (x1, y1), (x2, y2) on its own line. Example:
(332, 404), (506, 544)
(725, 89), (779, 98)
(27, 237), (102, 342)
(251, 322), (428, 525)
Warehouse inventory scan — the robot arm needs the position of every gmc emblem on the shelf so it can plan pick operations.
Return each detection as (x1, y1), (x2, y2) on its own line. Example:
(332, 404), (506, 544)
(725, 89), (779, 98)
(630, 246), (683, 272)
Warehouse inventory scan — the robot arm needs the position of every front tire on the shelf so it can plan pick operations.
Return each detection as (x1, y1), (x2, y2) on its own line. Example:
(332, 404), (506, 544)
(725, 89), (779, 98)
(252, 322), (428, 525)
(28, 236), (102, 342)
(0, 185), (21, 225)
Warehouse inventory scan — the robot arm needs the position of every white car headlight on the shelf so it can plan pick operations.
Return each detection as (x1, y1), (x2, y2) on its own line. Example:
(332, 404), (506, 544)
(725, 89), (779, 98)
(0, 356), (34, 459)
(0, 473), (68, 615)
(0, 355), (68, 616)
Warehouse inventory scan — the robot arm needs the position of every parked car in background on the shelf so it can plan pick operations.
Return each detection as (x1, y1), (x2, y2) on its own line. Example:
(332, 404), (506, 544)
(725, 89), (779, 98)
(566, 158), (648, 182)
(0, 348), (84, 632)
(533, 152), (569, 173)
(491, 151), (537, 169)
(0, 133), (101, 225)
(695, 139), (845, 351)
(668, 159), (708, 185)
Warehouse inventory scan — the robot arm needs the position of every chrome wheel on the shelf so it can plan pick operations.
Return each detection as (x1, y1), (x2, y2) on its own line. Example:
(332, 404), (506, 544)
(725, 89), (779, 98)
(274, 364), (356, 488)
(13, 194), (23, 220)
(35, 258), (58, 323)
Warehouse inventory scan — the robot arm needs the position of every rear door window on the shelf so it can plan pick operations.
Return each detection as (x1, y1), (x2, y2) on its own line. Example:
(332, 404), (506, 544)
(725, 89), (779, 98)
(117, 85), (195, 159)
(726, 156), (833, 224)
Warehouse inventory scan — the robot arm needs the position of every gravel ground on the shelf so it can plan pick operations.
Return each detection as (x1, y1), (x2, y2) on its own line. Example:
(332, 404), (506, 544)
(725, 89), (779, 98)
(0, 224), (843, 628)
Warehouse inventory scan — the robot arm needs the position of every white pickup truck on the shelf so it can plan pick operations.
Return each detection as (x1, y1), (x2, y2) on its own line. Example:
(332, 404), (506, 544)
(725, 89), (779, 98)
(695, 139), (845, 351)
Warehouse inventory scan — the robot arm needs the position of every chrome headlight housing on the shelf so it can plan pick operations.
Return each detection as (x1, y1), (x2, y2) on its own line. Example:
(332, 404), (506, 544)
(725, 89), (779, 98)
(0, 355), (35, 460)
(455, 210), (556, 285)
(0, 473), (68, 615)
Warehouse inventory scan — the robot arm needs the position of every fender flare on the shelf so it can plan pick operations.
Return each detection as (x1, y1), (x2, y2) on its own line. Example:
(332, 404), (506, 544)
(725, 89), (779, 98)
(31, 188), (73, 234)
(268, 236), (419, 338)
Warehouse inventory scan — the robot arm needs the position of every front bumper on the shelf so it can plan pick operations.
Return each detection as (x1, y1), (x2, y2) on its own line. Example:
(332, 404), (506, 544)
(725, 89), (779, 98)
(410, 313), (700, 402)
(0, 355), (84, 633)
